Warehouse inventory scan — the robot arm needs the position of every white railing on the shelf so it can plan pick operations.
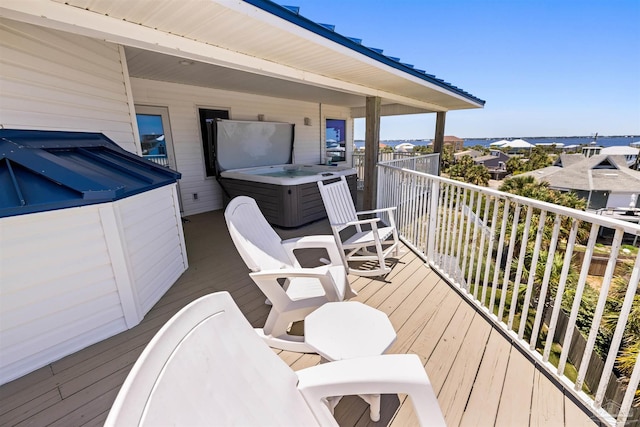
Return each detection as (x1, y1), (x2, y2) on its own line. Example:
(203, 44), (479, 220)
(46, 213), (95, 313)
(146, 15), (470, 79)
(352, 152), (427, 188)
(143, 155), (170, 167)
(377, 162), (640, 426)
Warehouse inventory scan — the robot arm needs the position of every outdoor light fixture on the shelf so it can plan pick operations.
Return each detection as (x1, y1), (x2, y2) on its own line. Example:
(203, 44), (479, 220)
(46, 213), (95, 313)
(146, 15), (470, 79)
(178, 59), (194, 66)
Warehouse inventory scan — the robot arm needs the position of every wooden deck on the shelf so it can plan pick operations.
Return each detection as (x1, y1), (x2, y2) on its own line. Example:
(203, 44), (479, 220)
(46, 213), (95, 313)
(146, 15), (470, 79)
(0, 210), (597, 426)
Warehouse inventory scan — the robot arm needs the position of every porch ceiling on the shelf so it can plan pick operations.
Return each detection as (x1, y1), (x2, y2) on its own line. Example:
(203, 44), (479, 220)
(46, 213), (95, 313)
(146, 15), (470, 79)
(124, 47), (367, 108)
(3, 0), (484, 114)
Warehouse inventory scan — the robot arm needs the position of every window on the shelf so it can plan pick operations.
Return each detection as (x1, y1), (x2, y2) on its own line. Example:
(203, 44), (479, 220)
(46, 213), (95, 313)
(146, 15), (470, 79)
(326, 119), (346, 163)
(199, 108), (230, 177)
(136, 106), (175, 168)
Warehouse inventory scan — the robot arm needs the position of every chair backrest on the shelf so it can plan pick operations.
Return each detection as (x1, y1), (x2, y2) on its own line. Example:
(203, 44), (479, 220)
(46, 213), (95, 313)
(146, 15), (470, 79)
(224, 196), (294, 271)
(104, 292), (320, 426)
(317, 176), (358, 227)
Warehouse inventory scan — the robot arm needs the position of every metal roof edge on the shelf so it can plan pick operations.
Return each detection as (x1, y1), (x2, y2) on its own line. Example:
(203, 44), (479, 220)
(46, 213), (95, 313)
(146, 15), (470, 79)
(242, 0), (485, 107)
(0, 130), (182, 218)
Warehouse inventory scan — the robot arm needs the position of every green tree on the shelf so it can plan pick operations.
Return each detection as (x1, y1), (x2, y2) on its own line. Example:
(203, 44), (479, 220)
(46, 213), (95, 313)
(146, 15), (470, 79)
(440, 145), (454, 172)
(528, 146), (552, 170)
(465, 164), (491, 186)
(505, 146), (552, 175)
(380, 144), (393, 153)
(600, 266), (640, 407)
(506, 156), (526, 175)
(413, 145), (433, 154)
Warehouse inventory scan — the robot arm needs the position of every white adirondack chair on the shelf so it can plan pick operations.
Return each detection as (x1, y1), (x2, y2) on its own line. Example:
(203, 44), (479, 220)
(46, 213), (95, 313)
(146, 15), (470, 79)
(317, 176), (401, 276)
(224, 196), (357, 352)
(104, 291), (446, 427)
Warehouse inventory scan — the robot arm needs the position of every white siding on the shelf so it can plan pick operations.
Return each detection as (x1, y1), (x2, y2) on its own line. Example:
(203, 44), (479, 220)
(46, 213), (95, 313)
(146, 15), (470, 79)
(116, 185), (188, 314)
(131, 78), (352, 216)
(0, 187), (187, 384)
(0, 206), (127, 384)
(0, 19), (137, 152)
(607, 192), (636, 209)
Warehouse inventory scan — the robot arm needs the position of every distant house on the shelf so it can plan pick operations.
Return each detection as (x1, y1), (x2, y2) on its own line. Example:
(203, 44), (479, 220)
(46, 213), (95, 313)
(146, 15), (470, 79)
(582, 146), (602, 157)
(444, 135), (464, 152)
(453, 149), (483, 161)
(600, 146), (639, 169)
(521, 154), (640, 210)
(473, 149), (511, 179)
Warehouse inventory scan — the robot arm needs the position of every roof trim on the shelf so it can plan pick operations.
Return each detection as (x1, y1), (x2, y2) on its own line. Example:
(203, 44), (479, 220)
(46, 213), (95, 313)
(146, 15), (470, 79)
(0, 130), (181, 218)
(243, 0), (485, 106)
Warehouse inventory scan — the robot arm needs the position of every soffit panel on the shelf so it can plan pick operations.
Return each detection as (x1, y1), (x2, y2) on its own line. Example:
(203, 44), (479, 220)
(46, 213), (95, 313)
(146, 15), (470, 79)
(53, 0), (482, 111)
(125, 47), (371, 108)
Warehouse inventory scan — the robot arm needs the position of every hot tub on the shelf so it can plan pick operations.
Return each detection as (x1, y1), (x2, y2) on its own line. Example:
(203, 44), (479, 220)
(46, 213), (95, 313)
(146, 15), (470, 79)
(211, 119), (356, 227)
(220, 164), (356, 227)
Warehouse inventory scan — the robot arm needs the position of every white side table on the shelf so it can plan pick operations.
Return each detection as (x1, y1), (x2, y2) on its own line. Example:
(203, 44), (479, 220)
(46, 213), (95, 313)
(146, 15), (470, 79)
(304, 301), (397, 421)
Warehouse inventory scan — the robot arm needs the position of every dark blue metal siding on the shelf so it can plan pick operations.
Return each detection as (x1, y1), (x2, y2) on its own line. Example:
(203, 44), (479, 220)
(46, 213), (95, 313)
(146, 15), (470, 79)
(0, 130), (181, 218)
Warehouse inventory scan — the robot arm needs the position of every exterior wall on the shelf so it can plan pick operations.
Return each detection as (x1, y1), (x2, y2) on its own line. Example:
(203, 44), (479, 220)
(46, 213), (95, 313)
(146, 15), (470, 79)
(0, 19), (137, 152)
(474, 152), (509, 169)
(116, 185), (188, 314)
(0, 205), (128, 384)
(131, 78), (353, 216)
(0, 185), (186, 385)
(606, 192), (638, 209)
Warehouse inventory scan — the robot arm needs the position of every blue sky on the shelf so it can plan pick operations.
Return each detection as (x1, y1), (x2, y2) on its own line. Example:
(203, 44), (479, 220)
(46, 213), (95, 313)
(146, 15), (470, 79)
(283, 0), (640, 140)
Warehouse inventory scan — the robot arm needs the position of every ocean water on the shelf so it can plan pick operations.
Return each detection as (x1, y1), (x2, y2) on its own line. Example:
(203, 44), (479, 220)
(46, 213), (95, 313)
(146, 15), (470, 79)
(354, 135), (639, 150)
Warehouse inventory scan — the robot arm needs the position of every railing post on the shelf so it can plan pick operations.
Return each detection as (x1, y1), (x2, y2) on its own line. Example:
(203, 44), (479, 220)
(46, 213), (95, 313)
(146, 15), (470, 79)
(426, 178), (439, 265)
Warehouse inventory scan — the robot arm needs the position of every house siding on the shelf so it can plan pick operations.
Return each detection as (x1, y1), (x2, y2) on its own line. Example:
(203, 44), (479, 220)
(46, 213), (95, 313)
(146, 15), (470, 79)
(0, 205), (128, 385)
(0, 185), (187, 385)
(115, 185), (188, 314)
(131, 78), (353, 216)
(0, 19), (137, 153)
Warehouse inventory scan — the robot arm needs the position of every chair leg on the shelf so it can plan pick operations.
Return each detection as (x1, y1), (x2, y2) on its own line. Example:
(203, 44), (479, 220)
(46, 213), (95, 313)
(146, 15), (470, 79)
(258, 308), (316, 352)
(262, 308), (291, 338)
(359, 394), (381, 422)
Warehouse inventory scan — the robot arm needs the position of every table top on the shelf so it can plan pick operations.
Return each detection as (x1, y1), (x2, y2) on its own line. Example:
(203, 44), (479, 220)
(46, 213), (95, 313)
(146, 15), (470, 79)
(304, 301), (396, 361)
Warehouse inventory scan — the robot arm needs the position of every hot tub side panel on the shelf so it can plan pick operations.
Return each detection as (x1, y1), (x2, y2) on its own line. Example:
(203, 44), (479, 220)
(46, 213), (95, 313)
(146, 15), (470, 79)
(220, 174), (356, 228)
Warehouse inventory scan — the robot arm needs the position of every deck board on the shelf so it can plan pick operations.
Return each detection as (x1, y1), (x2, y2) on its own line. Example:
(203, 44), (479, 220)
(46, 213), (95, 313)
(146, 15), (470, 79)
(0, 210), (596, 427)
(438, 312), (493, 426)
(530, 370), (566, 426)
(459, 329), (511, 427)
(495, 348), (536, 426)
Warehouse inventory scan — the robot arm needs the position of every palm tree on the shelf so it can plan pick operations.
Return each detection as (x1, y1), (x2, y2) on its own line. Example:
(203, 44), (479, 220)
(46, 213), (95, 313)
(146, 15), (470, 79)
(465, 164), (490, 186)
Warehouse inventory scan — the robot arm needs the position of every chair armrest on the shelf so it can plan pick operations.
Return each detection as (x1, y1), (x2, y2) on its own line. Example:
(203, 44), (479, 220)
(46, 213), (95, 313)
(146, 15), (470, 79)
(251, 267), (331, 280)
(250, 267), (341, 302)
(343, 217), (380, 227)
(281, 235), (343, 266)
(356, 206), (397, 216)
(296, 354), (445, 427)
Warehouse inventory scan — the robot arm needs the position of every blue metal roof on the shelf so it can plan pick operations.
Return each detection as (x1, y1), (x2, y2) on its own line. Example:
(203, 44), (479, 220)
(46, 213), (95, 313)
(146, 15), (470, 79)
(248, 1), (485, 106)
(0, 129), (181, 218)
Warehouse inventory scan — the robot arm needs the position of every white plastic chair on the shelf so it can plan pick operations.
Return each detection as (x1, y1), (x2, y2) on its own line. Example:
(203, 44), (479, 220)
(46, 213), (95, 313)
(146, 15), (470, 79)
(224, 196), (357, 352)
(318, 176), (401, 276)
(104, 291), (446, 427)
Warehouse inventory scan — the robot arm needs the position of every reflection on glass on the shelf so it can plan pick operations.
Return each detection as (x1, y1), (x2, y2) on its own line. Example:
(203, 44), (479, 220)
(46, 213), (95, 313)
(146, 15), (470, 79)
(326, 119), (346, 163)
(136, 114), (169, 166)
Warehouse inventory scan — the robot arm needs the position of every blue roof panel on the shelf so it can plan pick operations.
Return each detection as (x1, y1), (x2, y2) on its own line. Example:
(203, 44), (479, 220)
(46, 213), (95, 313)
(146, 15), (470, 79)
(0, 129), (181, 218)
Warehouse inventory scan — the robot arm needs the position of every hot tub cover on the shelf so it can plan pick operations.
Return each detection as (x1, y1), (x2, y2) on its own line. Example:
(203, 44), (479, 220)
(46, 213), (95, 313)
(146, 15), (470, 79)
(0, 129), (181, 218)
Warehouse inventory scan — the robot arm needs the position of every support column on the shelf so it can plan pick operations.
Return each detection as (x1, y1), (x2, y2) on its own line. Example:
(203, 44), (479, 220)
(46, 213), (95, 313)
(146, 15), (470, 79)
(363, 96), (381, 211)
(433, 111), (446, 175)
